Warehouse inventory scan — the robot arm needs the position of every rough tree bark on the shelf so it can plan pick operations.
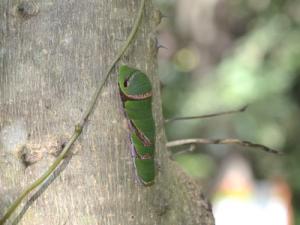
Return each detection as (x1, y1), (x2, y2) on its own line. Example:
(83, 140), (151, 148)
(0, 0), (215, 224)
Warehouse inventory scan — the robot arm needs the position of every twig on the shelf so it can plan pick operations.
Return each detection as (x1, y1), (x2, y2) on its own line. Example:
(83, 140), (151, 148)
(0, 1), (145, 224)
(166, 138), (282, 154)
(165, 105), (248, 124)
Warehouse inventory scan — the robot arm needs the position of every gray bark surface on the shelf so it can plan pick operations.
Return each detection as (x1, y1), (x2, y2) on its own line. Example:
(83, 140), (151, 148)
(0, 0), (215, 224)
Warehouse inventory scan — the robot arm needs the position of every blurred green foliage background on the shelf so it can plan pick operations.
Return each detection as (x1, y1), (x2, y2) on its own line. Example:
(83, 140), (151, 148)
(155, 0), (300, 223)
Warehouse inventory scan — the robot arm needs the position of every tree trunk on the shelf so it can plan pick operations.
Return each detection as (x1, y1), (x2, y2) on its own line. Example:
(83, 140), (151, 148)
(0, 0), (214, 224)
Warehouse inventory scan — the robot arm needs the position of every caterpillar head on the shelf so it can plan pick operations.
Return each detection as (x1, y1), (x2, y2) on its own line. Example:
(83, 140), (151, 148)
(118, 65), (152, 99)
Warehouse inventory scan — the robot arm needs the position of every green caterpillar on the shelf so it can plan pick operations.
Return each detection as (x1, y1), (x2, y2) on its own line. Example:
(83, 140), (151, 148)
(118, 65), (155, 186)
